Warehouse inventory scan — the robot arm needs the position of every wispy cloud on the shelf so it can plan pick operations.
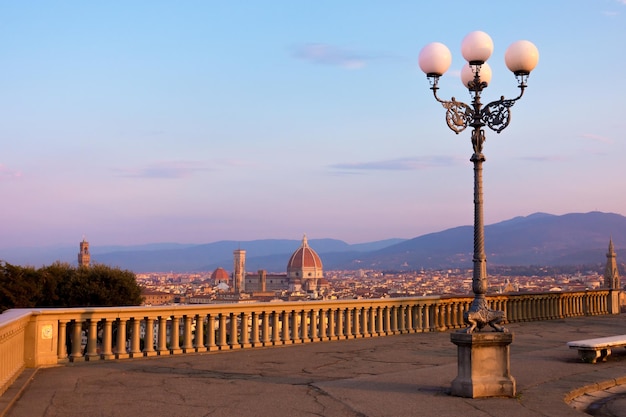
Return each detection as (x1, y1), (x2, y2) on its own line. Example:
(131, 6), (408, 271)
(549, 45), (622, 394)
(292, 43), (367, 69)
(0, 164), (22, 180)
(330, 156), (460, 171)
(114, 160), (213, 179)
(580, 133), (613, 144)
(516, 155), (566, 162)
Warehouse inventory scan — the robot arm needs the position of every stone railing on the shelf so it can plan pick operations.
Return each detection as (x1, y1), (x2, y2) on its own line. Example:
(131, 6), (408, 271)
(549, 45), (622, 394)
(0, 289), (620, 396)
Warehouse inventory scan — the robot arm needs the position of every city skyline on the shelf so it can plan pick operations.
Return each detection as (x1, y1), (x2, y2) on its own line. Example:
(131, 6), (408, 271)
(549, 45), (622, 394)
(1, 1), (625, 249)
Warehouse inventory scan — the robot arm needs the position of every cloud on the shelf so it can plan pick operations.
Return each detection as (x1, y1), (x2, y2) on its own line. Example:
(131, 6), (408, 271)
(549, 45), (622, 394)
(292, 43), (366, 69)
(516, 155), (566, 162)
(114, 160), (212, 179)
(330, 156), (460, 171)
(580, 133), (613, 144)
(0, 164), (23, 180)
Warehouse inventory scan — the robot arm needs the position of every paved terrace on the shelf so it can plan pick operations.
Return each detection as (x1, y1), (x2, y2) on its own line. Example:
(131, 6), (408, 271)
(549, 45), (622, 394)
(2, 315), (626, 417)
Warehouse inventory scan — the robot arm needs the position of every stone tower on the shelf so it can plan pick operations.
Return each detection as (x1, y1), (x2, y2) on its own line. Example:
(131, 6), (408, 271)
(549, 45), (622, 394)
(604, 238), (620, 290)
(78, 238), (91, 267)
(233, 249), (246, 293)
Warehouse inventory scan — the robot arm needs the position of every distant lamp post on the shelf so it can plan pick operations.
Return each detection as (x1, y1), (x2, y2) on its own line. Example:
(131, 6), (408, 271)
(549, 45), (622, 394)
(419, 31), (538, 398)
(419, 31), (538, 333)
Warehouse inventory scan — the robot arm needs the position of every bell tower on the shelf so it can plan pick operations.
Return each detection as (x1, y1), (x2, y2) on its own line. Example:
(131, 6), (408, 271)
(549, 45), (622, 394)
(78, 238), (91, 267)
(604, 238), (620, 290)
(233, 249), (246, 293)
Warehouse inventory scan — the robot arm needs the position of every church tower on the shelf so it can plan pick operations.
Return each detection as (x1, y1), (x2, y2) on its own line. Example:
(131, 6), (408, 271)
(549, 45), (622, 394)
(233, 249), (246, 293)
(78, 238), (91, 267)
(604, 238), (620, 290)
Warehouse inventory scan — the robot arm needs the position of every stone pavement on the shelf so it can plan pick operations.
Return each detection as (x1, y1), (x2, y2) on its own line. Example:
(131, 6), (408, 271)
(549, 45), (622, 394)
(2, 315), (626, 417)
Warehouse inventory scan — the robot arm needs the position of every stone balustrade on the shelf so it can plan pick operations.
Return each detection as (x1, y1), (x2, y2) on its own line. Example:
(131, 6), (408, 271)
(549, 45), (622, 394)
(0, 289), (620, 397)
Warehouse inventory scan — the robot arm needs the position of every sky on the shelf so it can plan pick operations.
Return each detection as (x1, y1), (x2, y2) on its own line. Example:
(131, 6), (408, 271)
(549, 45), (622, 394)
(1, 0), (625, 249)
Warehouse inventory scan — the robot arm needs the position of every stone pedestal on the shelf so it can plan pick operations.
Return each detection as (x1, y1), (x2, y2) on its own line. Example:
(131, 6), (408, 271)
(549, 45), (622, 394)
(450, 332), (515, 398)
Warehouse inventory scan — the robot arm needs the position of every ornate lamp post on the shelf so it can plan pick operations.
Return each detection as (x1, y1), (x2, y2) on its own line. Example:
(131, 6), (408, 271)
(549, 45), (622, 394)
(418, 31), (538, 398)
(419, 31), (539, 333)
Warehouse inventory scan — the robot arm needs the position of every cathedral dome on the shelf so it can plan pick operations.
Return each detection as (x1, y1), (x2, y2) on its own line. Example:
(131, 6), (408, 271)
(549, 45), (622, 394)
(211, 267), (230, 283)
(287, 235), (323, 280)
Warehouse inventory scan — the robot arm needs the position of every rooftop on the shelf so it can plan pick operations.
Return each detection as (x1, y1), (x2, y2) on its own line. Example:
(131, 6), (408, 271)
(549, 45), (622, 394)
(2, 315), (626, 417)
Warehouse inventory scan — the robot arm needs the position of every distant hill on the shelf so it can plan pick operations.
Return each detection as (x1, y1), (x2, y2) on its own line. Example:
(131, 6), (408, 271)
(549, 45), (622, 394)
(345, 212), (626, 270)
(1, 212), (624, 272)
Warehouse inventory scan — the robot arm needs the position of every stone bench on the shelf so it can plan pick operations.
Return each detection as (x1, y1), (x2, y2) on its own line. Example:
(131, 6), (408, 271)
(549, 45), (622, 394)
(567, 335), (626, 363)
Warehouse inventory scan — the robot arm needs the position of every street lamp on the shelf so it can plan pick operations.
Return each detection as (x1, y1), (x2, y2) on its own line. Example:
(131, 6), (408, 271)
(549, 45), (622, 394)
(419, 32), (539, 333)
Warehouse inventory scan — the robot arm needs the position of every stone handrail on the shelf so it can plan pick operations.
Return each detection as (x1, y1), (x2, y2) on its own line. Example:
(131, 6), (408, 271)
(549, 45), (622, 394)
(0, 289), (620, 397)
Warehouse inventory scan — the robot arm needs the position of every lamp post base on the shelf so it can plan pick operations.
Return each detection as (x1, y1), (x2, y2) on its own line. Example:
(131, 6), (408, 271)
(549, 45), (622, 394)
(450, 332), (515, 398)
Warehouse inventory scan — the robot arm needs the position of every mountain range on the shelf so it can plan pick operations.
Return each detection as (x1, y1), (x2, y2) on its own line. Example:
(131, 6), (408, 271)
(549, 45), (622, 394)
(2, 212), (624, 273)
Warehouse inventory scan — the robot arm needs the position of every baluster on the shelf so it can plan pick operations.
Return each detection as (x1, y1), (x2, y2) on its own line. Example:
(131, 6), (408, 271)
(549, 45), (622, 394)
(291, 310), (300, 343)
(216, 313), (227, 349)
(328, 308), (337, 340)
(182, 315), (193, 353)
(369, 307), (376, 337)
(129, 318), (142, 357)
(375, 306), (383, 336)
(251, 312), (260, 347)
(299, 310), (308, 343)
(157, 316), (168, 356)
(170, 316), (182, 354)
(414, 305), (423, 332)
(301, 309), (309, 343)
(261, 311), (271, 346)
(404, 305), (415, 333)
(271, 311), (280, 346)
(98, 319), (112, 360)
(282, 311), (291, 344)
(391, 306), (399, 334)
(240, 312), (251, 348)
(206, 314), (217, 351)
(318, 309), (327, 341)
(57, 320), (69, 361)
(85, 319), (99, 360)
(116, 318), (129, 359)
(384, 306), (391, 335)
(70, 320), (83, 361)
(310, 309), (318, 342)
(353, 307), (361, 338)
(229, 313), (239, 349)
(195, 314), (206, 352)
(361, 307), (370, 337)
(399, 306), (407, 333)
(336, 308), (344, 339)
(345, 308), (353, 338)
(143, 317), (156, 357)
(445, 302), (452, 328)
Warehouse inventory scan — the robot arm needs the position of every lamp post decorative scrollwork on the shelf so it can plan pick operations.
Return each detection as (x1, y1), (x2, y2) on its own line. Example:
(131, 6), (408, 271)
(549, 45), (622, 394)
(419, 31), (539, 333)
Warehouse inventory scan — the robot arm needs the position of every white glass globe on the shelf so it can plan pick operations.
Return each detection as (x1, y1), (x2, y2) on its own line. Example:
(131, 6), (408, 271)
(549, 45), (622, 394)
(505, 40), (539, 75)
(461, 62), (492, 88)
(461, 31), (494, 64)
(418, 42), (452, 76)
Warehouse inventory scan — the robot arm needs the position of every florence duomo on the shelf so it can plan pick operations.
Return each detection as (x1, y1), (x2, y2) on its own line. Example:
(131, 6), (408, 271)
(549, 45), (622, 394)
(216, 234), (329, 301)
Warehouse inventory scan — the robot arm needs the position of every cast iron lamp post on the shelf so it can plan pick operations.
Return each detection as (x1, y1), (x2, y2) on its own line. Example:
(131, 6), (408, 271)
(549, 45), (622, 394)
(419, 31), (538, 333)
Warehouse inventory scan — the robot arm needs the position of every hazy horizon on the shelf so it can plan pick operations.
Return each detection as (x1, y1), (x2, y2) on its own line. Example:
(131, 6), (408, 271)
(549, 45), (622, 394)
(1, 1), (625, 249)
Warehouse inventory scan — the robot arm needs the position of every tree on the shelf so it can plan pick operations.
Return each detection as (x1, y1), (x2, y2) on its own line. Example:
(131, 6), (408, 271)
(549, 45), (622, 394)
(0, 261), (143, 312)
(0, 262), (40, 311)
